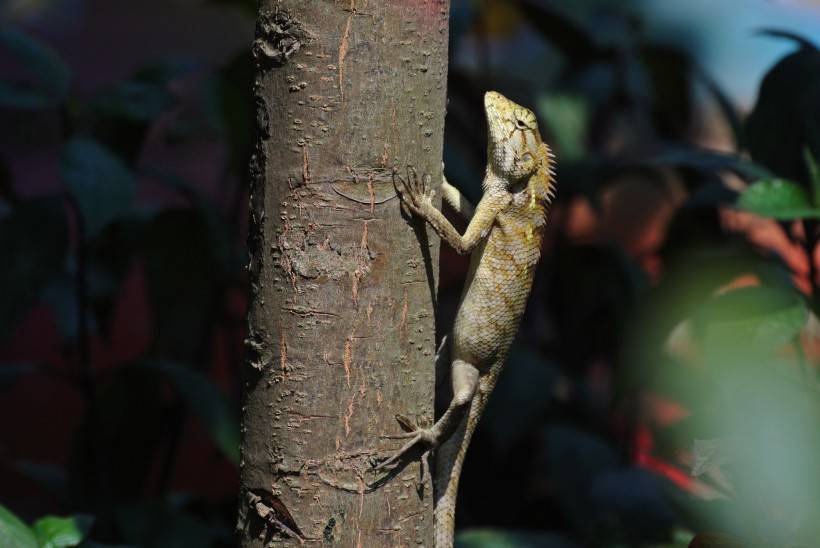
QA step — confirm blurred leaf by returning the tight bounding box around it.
[647,148,772,181]
[31,515,93,548]
[87,215,146,340]
[11,460,67,495]
[143,360,239,464]
[0,27,69,109]
[0,199,68,344]
[683,180,738,210]
[40,277,79,339]
[456,529,579,548]
[0,505,36,548]
[695,285,807,358]
[590,467,677,540]
[744,43,820,186]
[695,68,742,150]
[61,138,136,237]
[144,169,235,274]
[0,363,35,392]
[736,178,820,219]
[116,502,215,548]
[143,209,221,359]
[483,349,558,452]
[640,45,693,139]
[686,532,746,547]
[217,49,253,176]
[805,148,820,206]
[514,0,609,66]
[207,0,256,15]
[756,28,817,50]
[69,366,166,506]
[536,94,588,162]
[90,59,192,162]
[535,425,616,528]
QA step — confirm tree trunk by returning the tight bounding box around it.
[238,1,450,546]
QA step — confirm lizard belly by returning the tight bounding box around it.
[451,262,532,368]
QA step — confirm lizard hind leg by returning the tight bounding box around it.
[374,359,479,473]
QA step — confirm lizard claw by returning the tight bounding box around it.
[393,165,434,218]
[373,415,436,473]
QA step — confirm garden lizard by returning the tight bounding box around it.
[378,91,556,547]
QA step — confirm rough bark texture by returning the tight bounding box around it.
[239,1,450,546]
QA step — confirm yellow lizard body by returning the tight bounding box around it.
[383,91,556,548]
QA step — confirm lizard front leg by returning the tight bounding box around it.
[393,167,508,255]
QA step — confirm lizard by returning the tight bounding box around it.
[376,91,556,548]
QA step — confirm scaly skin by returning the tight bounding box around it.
[383,91,556,548]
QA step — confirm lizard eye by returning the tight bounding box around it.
[515,119,527,129]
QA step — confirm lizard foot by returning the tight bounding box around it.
[392,166,435,218]
[373,414,436,472]
[373,415,434,494]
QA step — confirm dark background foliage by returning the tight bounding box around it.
[2,0,820,546]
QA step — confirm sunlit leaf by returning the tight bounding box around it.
[61,138,136,237]
[695,285,808,358]
[31,515,93,548]
[0,27,69,109]
[736,178,820,219]
[142,360,239,464]
[0,505,36,548]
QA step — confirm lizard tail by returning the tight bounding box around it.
[433,393,487,548]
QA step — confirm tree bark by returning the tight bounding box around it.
[239,1,450,546]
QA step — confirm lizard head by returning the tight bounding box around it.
[484,91,545,184]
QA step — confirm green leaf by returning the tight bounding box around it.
[31,515,93,548]
[736,178,820,219]
[695,285,808,358]
[0,200,68,344]
[0,27,70,109]
[61,138,136,237]
[0,505,36,548]
[143,360,239,464]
